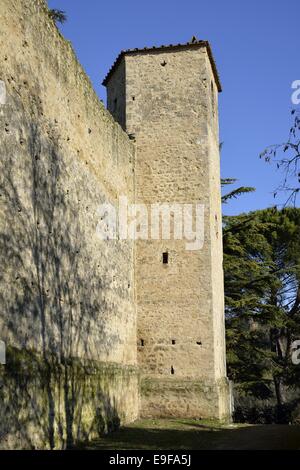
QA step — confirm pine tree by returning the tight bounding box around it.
[224,207,300,422]
[221,178,255,204]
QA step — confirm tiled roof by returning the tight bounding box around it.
[102,39,222,92]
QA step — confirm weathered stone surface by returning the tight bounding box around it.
[141,377,230,420]
[0,0,231,449]
[0,0,138,448]
[0,347,139,449]
[106,44,230,420]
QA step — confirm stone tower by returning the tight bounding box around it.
[103,39,231,420]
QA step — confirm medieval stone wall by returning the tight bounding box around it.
[0,0,138,448]
[0,0,231,449]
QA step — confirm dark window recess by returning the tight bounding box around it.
[141,339,144,347]
[132,96,135,101]
[161,61,167,67]
[162,252,169,264]
[113,98,117,111]
[172,340,176,345]
[171,366,175,375]
[196,341,202,346]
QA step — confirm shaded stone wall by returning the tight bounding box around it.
[106,58,126,130]
[0,347,138,449]
[0,0,138,448]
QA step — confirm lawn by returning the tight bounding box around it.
[81,419,300,450]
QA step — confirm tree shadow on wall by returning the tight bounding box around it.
[0,110,121,449]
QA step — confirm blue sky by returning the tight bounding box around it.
[48,0,299,215]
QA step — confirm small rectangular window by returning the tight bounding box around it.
[140,339,144,347]
[172,340,176,345]
[162,252,168,264]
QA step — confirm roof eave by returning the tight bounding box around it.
[102,41,222,92]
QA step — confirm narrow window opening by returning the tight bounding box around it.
[171,366,175,375]
[162,252,169,264]
[161,60,167,67]
[141,339,144,347]
[196,341,202,346]
[172,340,176,345]
[132,96,135,101]
[113,97,117,111]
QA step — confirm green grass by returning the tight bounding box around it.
[80,418,300,450]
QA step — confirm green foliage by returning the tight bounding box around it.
[224,207,300,409]
[221,178,255,204]
[49,9,67,25]
[222,186,255,204]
